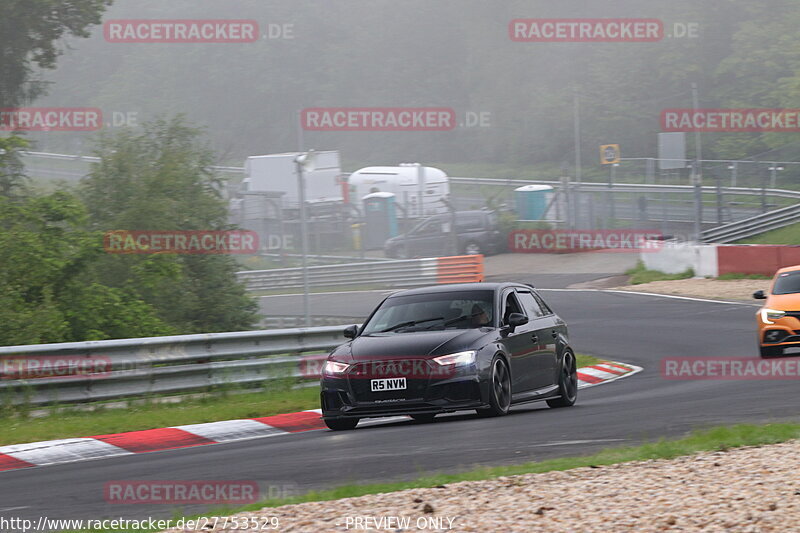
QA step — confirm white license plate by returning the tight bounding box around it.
[370,377,407,392]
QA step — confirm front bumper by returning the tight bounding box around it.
[321,361,485,419]
[760,327,800,346]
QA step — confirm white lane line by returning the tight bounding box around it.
[531,439,627,447]
[540,288,759,306]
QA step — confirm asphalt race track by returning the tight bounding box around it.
[2,284,797,525]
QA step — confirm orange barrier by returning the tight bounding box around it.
[436,254,484,284]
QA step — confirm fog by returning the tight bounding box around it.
[25,0,792,175]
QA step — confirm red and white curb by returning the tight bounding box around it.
[578,361,642,388]
[0,361,640,473]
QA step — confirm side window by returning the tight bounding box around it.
[456,215,483,232]
[503,292,524,324]
[516,290,544,318]
[414,220,440,235]
[532,292,553,315]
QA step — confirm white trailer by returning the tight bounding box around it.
[347,165,450,216]
[243,151,343,204]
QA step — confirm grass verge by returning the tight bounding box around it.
[715,272,771,280]
[625,260,694,285]
[738,221,800,245]
[1,355,604,446]
[67,422,800,532]
[0,385,319,446]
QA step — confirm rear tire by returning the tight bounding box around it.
[547,350,578,408]
[324,418,359,431]
[476,356,511,417]
[760,345,783,358]
[410,413,436,423]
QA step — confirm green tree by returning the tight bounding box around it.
[81,116,258,333]
[0,191,173,345]
[0,136,30,198]
[0,0,112,109]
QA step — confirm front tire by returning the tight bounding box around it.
[477,356,512,417]
[760,345,782,358]
[324,418,359,431]
[547,350,578,408]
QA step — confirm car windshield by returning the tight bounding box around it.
[361,290,494,334]
[772,271,800,295]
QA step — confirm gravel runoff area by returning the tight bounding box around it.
[613,278,770,302]
[163,440,800,533]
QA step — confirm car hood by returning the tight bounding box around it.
[765,293,800,310]
[332,329,489,362]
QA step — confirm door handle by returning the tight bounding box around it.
[531,334,539,343]
[551,331,558,338]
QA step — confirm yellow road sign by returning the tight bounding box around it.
[600,144,621,165]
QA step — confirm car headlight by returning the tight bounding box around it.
[760,308,786,324]
[323,361,350,375]
[432,350,476,366]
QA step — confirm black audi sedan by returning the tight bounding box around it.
[320,282,577,430]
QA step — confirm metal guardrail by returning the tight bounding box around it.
[0,327,347,406]
[700,203,800,243]
[450,177,800,201]
[236,255,484,292]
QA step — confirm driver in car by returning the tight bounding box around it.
[470,304,490,328]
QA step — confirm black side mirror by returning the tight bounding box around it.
[503,313,528,333]
[753,290,766,300]
[343,325,359,339]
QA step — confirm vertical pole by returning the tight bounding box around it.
[296,110,305,151]
[762,168,768,214]
[573,89,581,228]
[646,158,655,184]
[296,159,311,327]
[608,164,616,227]
[417,163,425,217]
[731,162,737,188]
[716,173,723,224]
[691,83,703,242]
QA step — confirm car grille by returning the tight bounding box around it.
[783,311,800,319]
[347,359,433,402]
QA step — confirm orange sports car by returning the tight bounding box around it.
[754,265,800,357]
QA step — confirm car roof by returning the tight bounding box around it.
[775,264,800,276]
[387,282,532,298]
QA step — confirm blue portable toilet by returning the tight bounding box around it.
[362,192,399,250]
[514,185,554,220]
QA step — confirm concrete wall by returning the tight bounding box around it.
[641,243,719,277]
[642,243,800,278]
